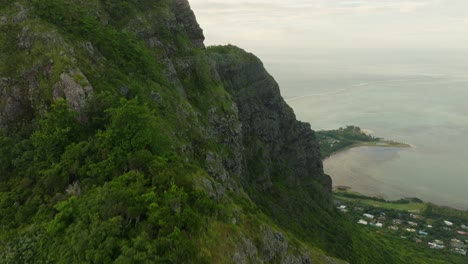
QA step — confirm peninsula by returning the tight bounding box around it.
[317,125,411,158]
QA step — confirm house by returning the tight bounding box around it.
[388,225,399,231]
[444,220,454,226]
[410,214,422,220]
[363,213,375,219]
[376,223,383,228]
[405,228,416,232]
[393,219,403,225]
[461,224,468,230]
[418,230,428,236]
[450,239,465,249]
[452,248,466,256]
[378,216,387,221]
[337,205,348,212]
[407,221,418,227]
[456,230,468,236]
[358,219,368,225]
[426,225,433,228]
[428,242,445,249]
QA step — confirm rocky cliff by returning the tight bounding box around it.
[0,1,346,263]
[209,45,331,192]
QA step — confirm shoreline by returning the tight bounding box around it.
[316,125,412,159]
[333,186,468,212]
[323,140,411,160]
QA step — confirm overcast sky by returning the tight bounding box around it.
[190,0,468,54]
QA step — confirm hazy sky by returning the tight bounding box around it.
[190,0,468,53]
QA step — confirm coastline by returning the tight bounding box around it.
[323,140,411,160]
[316,125,411,159]
[333,187,468,212]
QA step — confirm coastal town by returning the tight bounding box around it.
[335,193,468,257]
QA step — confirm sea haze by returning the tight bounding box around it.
[266,49,468,210]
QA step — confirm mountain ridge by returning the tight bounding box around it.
[0,1,344,263]
[0,1,465,263]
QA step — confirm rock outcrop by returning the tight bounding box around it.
[171,0,205,49]
[52,69,93,123]
[208,46,331,194]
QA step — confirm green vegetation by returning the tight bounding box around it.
[317,125,410,158]
[0,1,465,263]
[0,1,236,262]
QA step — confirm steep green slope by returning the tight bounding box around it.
[0,1,465,263]
[0,1,344,263]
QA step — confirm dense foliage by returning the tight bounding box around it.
[0,1,466,263]
[0,1,219,262]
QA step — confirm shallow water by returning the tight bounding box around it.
[266,50,468,209]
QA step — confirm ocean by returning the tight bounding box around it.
[262,49,468,210]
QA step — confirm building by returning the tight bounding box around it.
[410,214,422,220]
[428,242,445,249]
[444,220,454,226]
[363,213,375,219]
[337,205,348,213]
[358,219,368,225]
[418,230,428,236]
[452,248,467,256]
[450,238,465,249]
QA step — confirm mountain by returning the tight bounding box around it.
[0,1,463,263]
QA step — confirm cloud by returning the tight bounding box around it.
[189,0,468,50]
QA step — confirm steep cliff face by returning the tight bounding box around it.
[208,46,331,193]
[207,46,344,261]
[0,1,347,263]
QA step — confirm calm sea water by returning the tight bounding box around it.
[262,49,468,210]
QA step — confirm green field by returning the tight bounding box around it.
[333,191,427,212]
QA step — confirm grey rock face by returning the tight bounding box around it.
[232,237,260,264]
[261,226,289,262]
[171,0,205,49]
[209,47,331,193]
[52,69,93,122]
[13,3,28,24]
[259,226,315,264]
[0,79,33,128]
